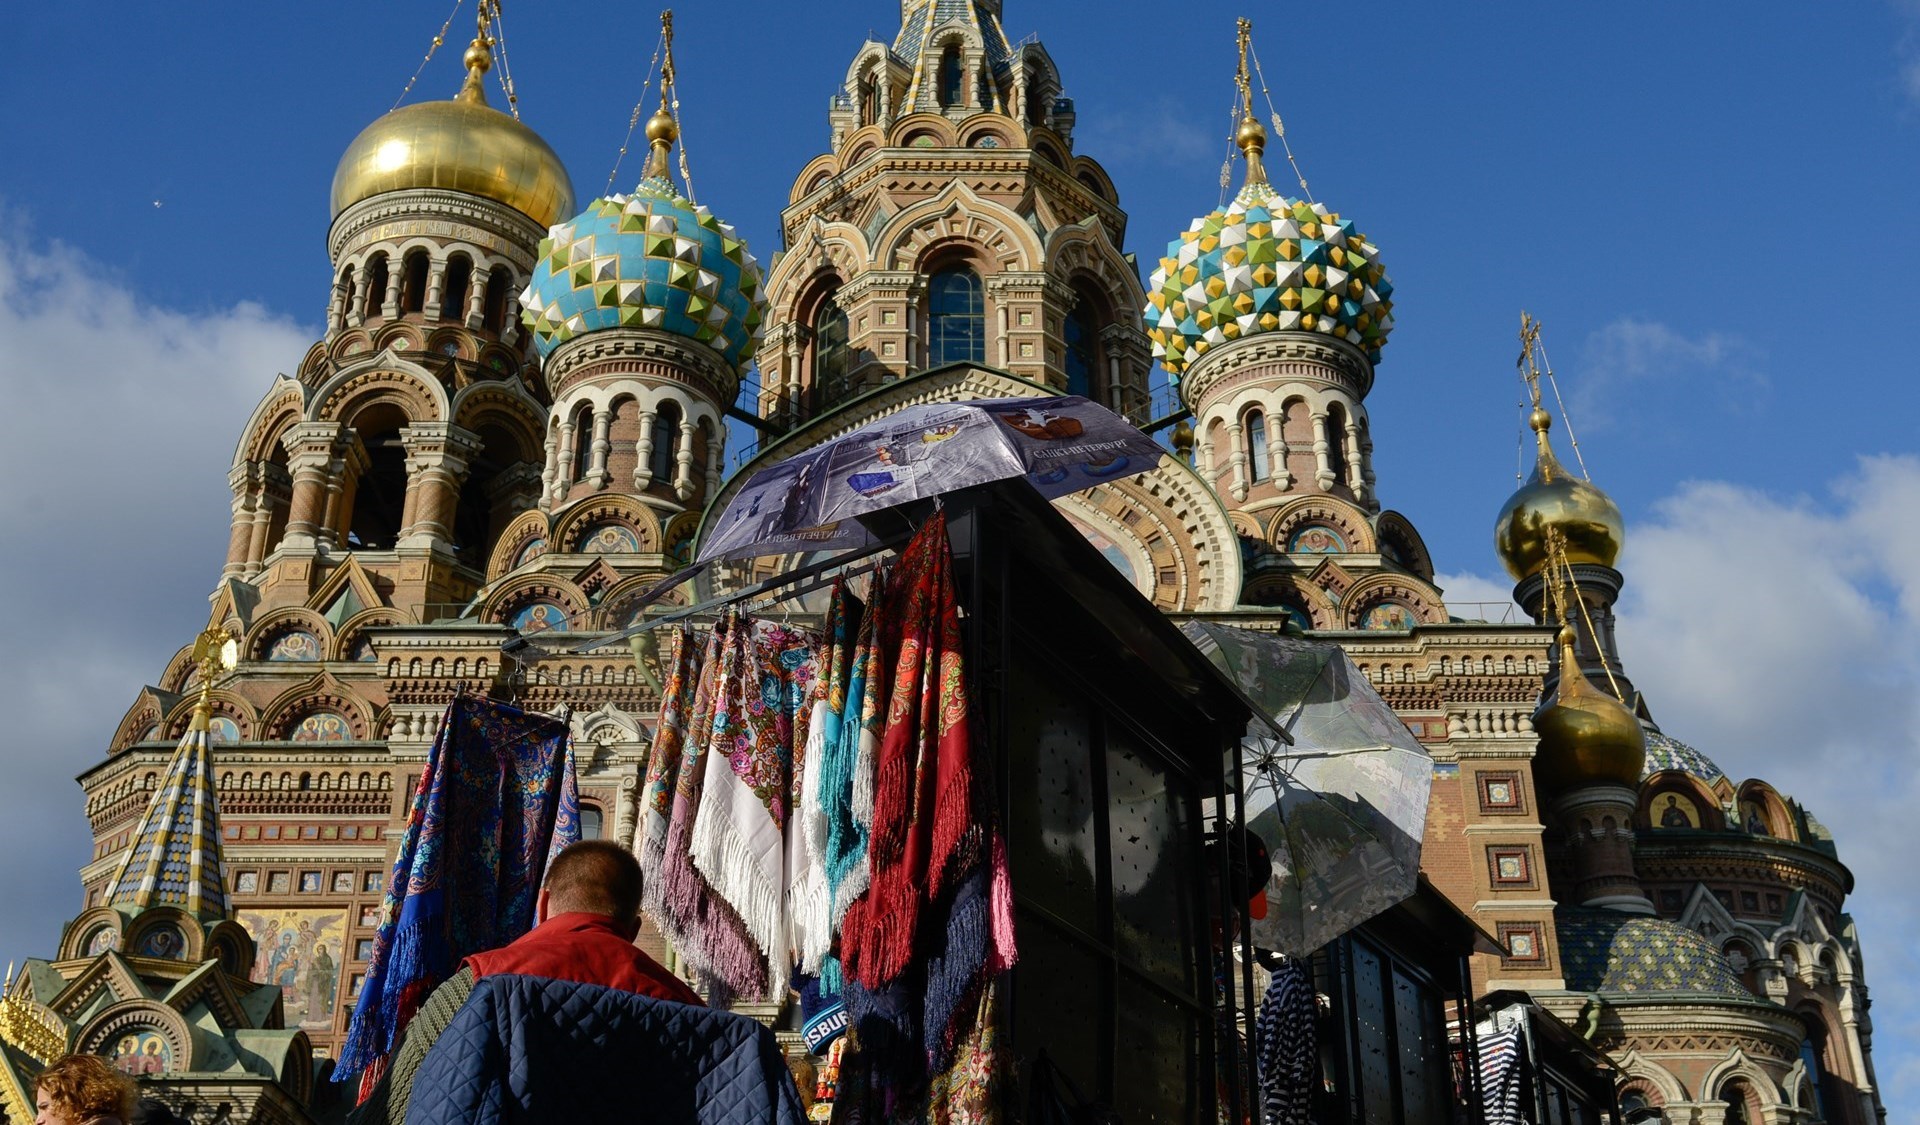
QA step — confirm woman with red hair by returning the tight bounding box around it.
[33,1054,137,1125]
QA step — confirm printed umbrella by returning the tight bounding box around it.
[697,396,1165,563]
[1182,621,1431,956]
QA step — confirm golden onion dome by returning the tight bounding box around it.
[1494,408,1624,581]
[330,33,573,228]
[1533,626,1646,793]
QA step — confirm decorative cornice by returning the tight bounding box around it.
[328,188,546,266]
[542,329,740,406]
[1180,333,1373,413]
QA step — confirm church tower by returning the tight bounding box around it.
[1144,21,1441,629]
[754,0,1152,430]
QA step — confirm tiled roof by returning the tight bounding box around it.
[1641,729,1725,785]
[1556,907,1750,997]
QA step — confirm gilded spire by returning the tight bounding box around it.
[456,1,495,105]
[643,11,681,183]
[1234,18,1269,191]
[105,628,238,924]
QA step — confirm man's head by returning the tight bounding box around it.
[538,840,644,938]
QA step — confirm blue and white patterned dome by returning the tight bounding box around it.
[519,176,764,369]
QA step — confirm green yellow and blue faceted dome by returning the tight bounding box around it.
[1145,120,1392,378]
[518,113,764,370]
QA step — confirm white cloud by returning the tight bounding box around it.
[0,218,312,965]
[1572,316,1766,429]
[1614,456,1920,1114]
[1434,570,1525,623]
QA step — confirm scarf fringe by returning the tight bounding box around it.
[689,776,787,967]
[926,766,983,902]
[921,871,991,1071]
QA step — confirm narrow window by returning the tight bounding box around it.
[859,76,878,126]
[570,404,594,482]
[482,265,513,331]
[400,250,429,313]
[1247,411,1270,481]
[440,254,472,321]
[939,47,963,108]
[650,402,681,483]
[928,268,984,367]
[814,298,850,394]
[363,254,389,319]
[1327,404,1349,486]
[1064,301,1099,398]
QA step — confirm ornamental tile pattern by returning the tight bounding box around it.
[1556,907,1749,996]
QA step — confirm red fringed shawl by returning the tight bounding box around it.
[840,512,979,989]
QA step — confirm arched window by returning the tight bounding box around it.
[363,254,389,319]
[939,47,964,108]
[1247,410,1270,481]
[570,404,594,483]
[1024,64,1048,127]
[337,266,357,328]
[1063,300,1099,398]
[1327,404,1349,486]
[400,250,430,313]
[440,254,472,321]
[482,265,514,331]
[347,406,409,549]
[814,297,850,395]
[650,401,681,483]
[928,268,984,367]
[859,76,878,126]
[579,804,604,841]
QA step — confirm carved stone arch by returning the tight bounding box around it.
[1266,496,1377,555]
[792,153,843,202]
[597,572,693,630]
[888,112,960,150]
[841,40,894,96]
[158,643,201,694]
[370,320,424,355]
[1639,771,1728,831]
[1676,884,1751,949]
[1047,451,1240,612]
[1374,510,1436,581]
[310,354,451,425]
[1029,130,1071,169]
[452,380,547,483]
[59,906,128,960]
[957,115,1019,150]
[475,340,523,379]
[882,183,1042,273]
[1069,155,1119,205]
[73,997,195,1072]
[1045,218,1148,322]
[1341,573,1446,629]
[1699,1048,1785,1110]
[1240,574,1339,629]
[326,327,377,368]
[247,606,334,663]
[575,702,644,749]
[1226,510,1263,540]
[161,689,255,742]
[552,495,663,554]
[332,608,402,663]
[121,906,206,964]
[484,574,590,633]
[488,508,555,579]
[296,339,330,384]
[259,674,373,741]
[1614,1050,1687,1107]
[1734,780,1796,840]
[234,376,308,468]
[110,689,176,753]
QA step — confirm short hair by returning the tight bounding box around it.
[35,1054,138,1122]
[543,840,643,922]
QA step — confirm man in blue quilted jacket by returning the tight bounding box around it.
[351,841,703,1124]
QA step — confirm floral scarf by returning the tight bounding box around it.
[637,626,700,927]
[790,582,859,975]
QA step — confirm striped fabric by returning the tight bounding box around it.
[1256,956,1317,1124]
[1477,1025,1526,1125]
[106,710,227,921]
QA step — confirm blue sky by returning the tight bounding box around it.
[2,0,1917,1110]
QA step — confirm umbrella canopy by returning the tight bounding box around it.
[1182,621,1432,956]
[697,396,1165,563]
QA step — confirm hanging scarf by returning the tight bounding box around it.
[691,616,818,974]
[790,583,860,975]
[657,613,768,998]
[637,626,701,927]
[824,574,888,927]
[922,978,1004,1125]
[842,512,971,990]
[1256,956,1317,1125]
[336,695,580,1093]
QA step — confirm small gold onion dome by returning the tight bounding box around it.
[1532,626,1646,794]
[331,36,574,228]
[1494,408,1624,581]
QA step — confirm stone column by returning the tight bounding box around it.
[586,408,614,489]
[673,420,697,501]
[464,274,488,329]
[1227,420,1249,502]
[633,409,658,488]
[381,266,402,320]
[1269,415,1292,491]
[424,257,447,322]
[555,417,579,493]
[538,424,559,510]
[279,422,346,550]
[615,775,640,849]
[224,464,260,580]
[703,427,722,501]
[346,265,371,329]
[320,436,368,550]
[397,423,481,549]
[1311,410,1335,489]
[1344,416,1365,500]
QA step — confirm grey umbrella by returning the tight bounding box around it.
[1182,621,1432,956]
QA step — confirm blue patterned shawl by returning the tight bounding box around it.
[336,695,580,1092]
